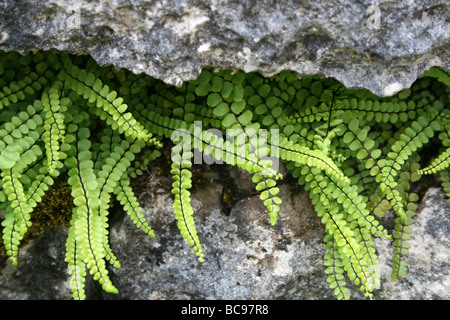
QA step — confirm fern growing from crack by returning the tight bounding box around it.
[0,50,448,299]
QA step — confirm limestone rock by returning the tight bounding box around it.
[0,0,448,96]
[375,188,450,300]
[0,225,72,300]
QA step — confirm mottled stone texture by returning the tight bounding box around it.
[0,0,449,96]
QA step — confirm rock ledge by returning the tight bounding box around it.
[0,0,449,96]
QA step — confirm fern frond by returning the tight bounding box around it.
[324,235,351,300]
[115,179,155,238]
[0,70,48,111]
[295,164,381,298]
[65,213,87,300]
[65,127,118,294]
[418,146,450,174]
[1,168,34,265]
[421,67,450,89]
[252,166,282,225]
[278,134,349,184]
[58,54,158,146]
[0,102,44,170]
[377,112,442,219]
[41,81,68,175]
[391,199,416,281]
[171,139,204,262]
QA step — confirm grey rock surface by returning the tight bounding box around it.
[0,225,73,299]
[374,187,450,300]
[0,0,449,96]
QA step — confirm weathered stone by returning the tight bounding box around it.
[374,188,450,300]
[0,0,448,96]
[0,225,72,300]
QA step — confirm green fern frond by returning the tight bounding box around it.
[300,164,379,298]
[391,198,416,281]
[0,50,449,301]
[115,179,155,238]
[41,81,68,175]
[65,127,118,295]
[58,54,159,147]
[418,146,450,174]
[324,235,351,300]
[65,214,87,300]
[421,67,450,89]
[170,138,204,262]
[1,168,34,265]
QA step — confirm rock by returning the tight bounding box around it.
[374,188,450,300]
[0,0,448,96]
[0,225,73,300]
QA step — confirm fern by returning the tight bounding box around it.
[171,137,204,261]
[421,67,450,89]
[0,50,448,300]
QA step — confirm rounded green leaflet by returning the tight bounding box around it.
[207,92,222,107]
[272,106,283,118]
[283,124,294,136]
[238,111,252,125]
[182,113,193,124]
[231,100,246,114]
[211,76,223,92]
[195,83,211,96]
[343,131,354,144]
[173,107,184,117]
[258,84,271,97]
[213,102,229,117]
[232,71,246,85]
[260,190,270,200]
[248,94,262,106]
[311,81,323,97]
[232,85,244,101]
[348,118,359,132]
[266,96,278,108]
[320,89,333,104]
[305,96,319,108]
[221,81,234,98]
[364,139,375,150]
[196,70,212,84]
[221,113,236,128]
[255,104,267,115]
[262,115,274,126]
